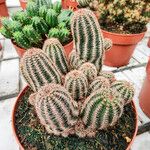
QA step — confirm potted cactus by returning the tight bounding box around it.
[0,1,73,57]
[12,9,138,150]
[75,0,149,67]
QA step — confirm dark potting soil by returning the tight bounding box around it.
[15,88,136,150]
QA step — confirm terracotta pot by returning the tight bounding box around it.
[12,86,138,150]
[148,38,150,48]
[139,57,150,118]
[12,41,73,58]
[102,30,146,67]
[19,0,27,10]
[62,0,78,11]
[0,0,9,18]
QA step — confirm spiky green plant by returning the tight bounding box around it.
[30,83,79,137]
[71,9,104,71]
[77,0,92,7]
[69,50,85,70]
[111,80,134,105]
[52,1,61,13]
[1,18,12,31]
[79,62,97,82]
[88,76,110,95]
[64,70,88,101]
[20,48,62,92]
[26,2,39,17]
[46,9,58,27]
[99,71,116,84]
[13,31,31,49]
[0,27,12,38]
[34,0,52,8]
[39,5,48,19]
[43,38,69,75]
[81,88,124,134]
[31,16,49,35]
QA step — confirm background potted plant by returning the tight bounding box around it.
[19,0,27,9]
[12,9,138,150]
[0,1,73,57]
[76,0,150,67]
[0,0,9,17]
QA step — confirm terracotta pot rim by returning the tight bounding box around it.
[102,29,146,37]
[12,86,138,150]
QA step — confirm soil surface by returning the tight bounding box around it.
[15,88,136,150]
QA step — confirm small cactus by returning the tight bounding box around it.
[77,0,92,7]
[46,9,58,27]
[20,48,62,92]
[81,88,124,132]
[59,28,70,43]
[69,50,85,70]
[30,83,79,137]
[111,80,134,105]
[71,9,104,71]
[88,76,110,94]
[39,5,48,19]
[99,71,116,83]
[64,70,88,101]
[0,27,12,39]
[35,0,52,8]
[26,2,39,17]
[48,28,59,39]
[52,1,61,13]
[43,38,69,75]
[79,62,97,82]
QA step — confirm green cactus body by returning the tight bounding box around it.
[71,9,104,69]
[26,2,39,17]
[69,50,85,70]
[52,1,61,13]
[32,16,49,35]
[43,38,69,75]
[81,88,124,131]
[77,0,92,7]
[0,27,12,38]
[9,21,22,33]
[59,28,70,43]
[39,5,48,19]
[1,18,12,30]
[79,62,97,82]
[35,0,52,8]
[111,80,134,105]
[88,76,110,95]
[48,28,59,39]
[20,48,62,92]
[13,31,31,49]
[31,83,79,137]
[23,25,42,46]
[46,9,58,27]
[99,71,116,83]
[64,70,88,101]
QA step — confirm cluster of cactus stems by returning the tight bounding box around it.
[20,9,134,138]
[0,1,73,49]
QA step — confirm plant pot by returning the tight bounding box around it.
[19,0,27,10]
[62,0,78,11]
[12,41,73,58]
[12,86,138,150]
[0,0,9,18]
[139,57,150,118]
[102,30,146,67]
[148,38,150,48]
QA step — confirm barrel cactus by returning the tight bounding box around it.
[43,38,69,75]
[64,70,88,101]
[99,71,116,83]
[77,0,92,7]
[30,83,79,137]
[81,88,124,134]
[71,9,104,71]
[111,80,134,105]
[26,2,39,17]
[79,62,97,82]
[20,48,62,92]
[88,76,110,95]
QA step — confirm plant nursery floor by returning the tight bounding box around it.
[0,4,150,150]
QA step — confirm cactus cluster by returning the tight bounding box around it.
[20,9,134,138]
[0,1,73,49]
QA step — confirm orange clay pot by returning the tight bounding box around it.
[12,40,73,58]
[148,38,150,48]
[19,0,27,10]
[102,30,146,67]
[0,0,9,18]
[62,0,78,11]
[12,86,138,150]
[139,57,150,118]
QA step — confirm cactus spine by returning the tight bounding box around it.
[99,71,116,83]
[26,2,39,17]
[104,38,112,51]
[71,9,104,71]
[39,5,48,19]
[31,83,79,137]
[20,48,62,92]
[88,76,110,94]
[81,88,124,132]
[79,62,97,82]
[111,80,134,105]
[64,70,88,101]
[43,38,69,75]
[77,0,92,7]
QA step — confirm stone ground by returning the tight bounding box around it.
[0,2,150,150]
